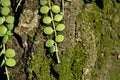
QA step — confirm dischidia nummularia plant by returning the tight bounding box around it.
[1,0,11,7]
[40,0,66,63]
[43,16,52,25]
[1,7,10,16]
[0,25,7,37]
[44,27,54,35]
[56,24,65,31]
[0,17,5,25]
[40,6,49,14]
[0,0,16,80]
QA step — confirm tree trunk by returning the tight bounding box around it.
[2,0,120,80]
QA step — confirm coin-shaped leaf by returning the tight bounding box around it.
[0,17,5,25]
[2,35,8,44]
[1,7,10,16]
[54,14,63,22]
[40,0,48,5]
[43,16,52,25]
[5,16,15,23]
[6,58,16,67]
[49,46,56,53]
[6,23,14,30]
[55,35,64,42]
[1,0,11,7]
[44,27,53,35]
[40,6,49,14]
[56,24,65,31]
[45,39,54,47]
[0,25,7,37]
[51,5,60,13]
[5,48,16,58]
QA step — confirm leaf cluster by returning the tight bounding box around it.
[40,0,65,55]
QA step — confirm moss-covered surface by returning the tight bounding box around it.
[3,0,120,80]
[28,42,87,80]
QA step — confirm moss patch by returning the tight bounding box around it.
[28,42,87,80]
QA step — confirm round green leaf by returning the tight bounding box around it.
[0,17,5,25]
[44,27,53,35]
[45,39,54,47]
[56,24,65,31]
[6,58,16,67]
[43,16,52,25]
[51,5,60,13]
[1,0,11,7]
[5,16,15,23]
[55,35,64,42]
[6,23,14,30]
[5,49,16,58]
[49,46,56,53]
[40,6,49,14]
[54,14,63,22]
[6,30,13,36]
[1,7,10,16]
[0,25,7,37]
[2,35,8,44]
[40,0,48,5]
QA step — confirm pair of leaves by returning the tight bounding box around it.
[40,5,60,14]
[1,49,16,67]
[42,14,63,25]
[45,35,64,47]
[5,49,16,67]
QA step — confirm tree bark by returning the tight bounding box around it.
[4,0,120,80]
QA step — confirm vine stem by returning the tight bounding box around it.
[3,44,10,80]
[15,0,23,12]
[5,66,10,80]
[48,0,61,63]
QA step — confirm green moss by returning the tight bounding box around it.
[28,42,87,80]
[70,43,87,79]
[51,43,87,80]
[28,51,53,80]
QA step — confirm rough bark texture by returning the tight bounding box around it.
[2,0,120,80]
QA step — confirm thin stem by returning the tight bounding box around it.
[3,44,10,80]
[48,0,61,63]
[62,0,64,16]
[15,0,23,12]
[5,66,10,80]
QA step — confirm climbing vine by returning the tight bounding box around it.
[0,0,16,80]
[40,0,67,63]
